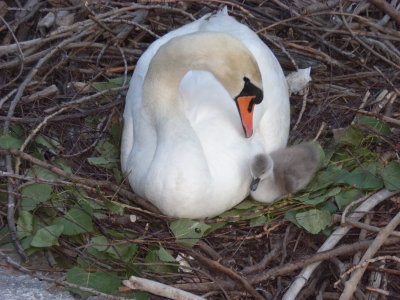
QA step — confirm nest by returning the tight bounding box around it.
[1,0,400,299]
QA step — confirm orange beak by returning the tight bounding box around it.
[236,95,256,138]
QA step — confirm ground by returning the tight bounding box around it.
[1,1,400,299]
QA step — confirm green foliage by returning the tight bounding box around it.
[283,123,400,234]
[17,210,33,239]
[92,76,131,93]
[296,209,331,234]
[53,204,94,235]
[144,246,179,273]
[170,218,211,247]
[31,224,64,247]
[90,236,138,262]
[87,140,119,169]
[21,183,52,211]
[65,267,121,299]
[0,133,23,149]
[381,161,400,191]
[358,116,392,136]
[333,125,364,147]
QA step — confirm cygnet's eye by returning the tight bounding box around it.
[261,171,265,174]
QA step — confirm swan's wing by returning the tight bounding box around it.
[121,15,211,173]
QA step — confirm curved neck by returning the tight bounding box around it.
[142,32,261,127]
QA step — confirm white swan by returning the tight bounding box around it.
[250,143,319,203]
[121,8,290,219]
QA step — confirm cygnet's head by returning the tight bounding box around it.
[250,153,274,191]
[250,143,320,203]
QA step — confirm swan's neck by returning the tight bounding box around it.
[142,32,261,127]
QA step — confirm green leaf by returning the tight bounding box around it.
[284,210,303,228]
[90,236,137,262]
[35,135,60,154]
[11,124,24,137]
[21,184,52,211]
[66,267,121,299]
[250,215,267,226]
[381,161,400,191]
[52,158,72,174]
[204,222,226,235]
[53,204,93,235]
[344,166,383,190]
[335,189,363,210]
[17,210,33,239]
[235,199,261,210]
[87,157,119,169]
[301,187,341,205]
[170,219,211,247]
[111,123,122,147]
[358,116,392,136]
[309,141,325,169]
[158,247,178,263]
[333,125,364,147]
[0,133,23,149]
[144,248,178,273]
[316,202,337,215]
[25,166,58,180]
[104,199,125,215]
[296,209,331,234]
[112,168,123,185]
[31,224,64,247]
[308,171,333,192]
[96,186,125,215]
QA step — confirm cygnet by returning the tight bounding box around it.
[250,143,319,203]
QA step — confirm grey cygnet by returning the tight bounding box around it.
[250,143,319,203]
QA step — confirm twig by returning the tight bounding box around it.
[272,226,291,300]
[313,122,326,141]
[292,86,309,131]
[365,286,400,299]
[341,192,375,227]
[328,103,400,125]
[187,250,265,300]
[368,0,400,26]
[123,276,204,300]
[332,214,400,238]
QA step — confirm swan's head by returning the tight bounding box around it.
[144,32,264,138]
[250,153,274,191]
[199,33,264,138]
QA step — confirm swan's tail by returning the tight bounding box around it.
[217,6,229,16]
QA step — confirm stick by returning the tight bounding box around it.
[123,276,204,300]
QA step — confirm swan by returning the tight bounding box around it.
[250,143,320,203]
[121,8,290,219]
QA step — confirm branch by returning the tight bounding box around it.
[123,276,204,300]
[368,0,400,26]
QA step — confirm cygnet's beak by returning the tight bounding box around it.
[250,177,261,191]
